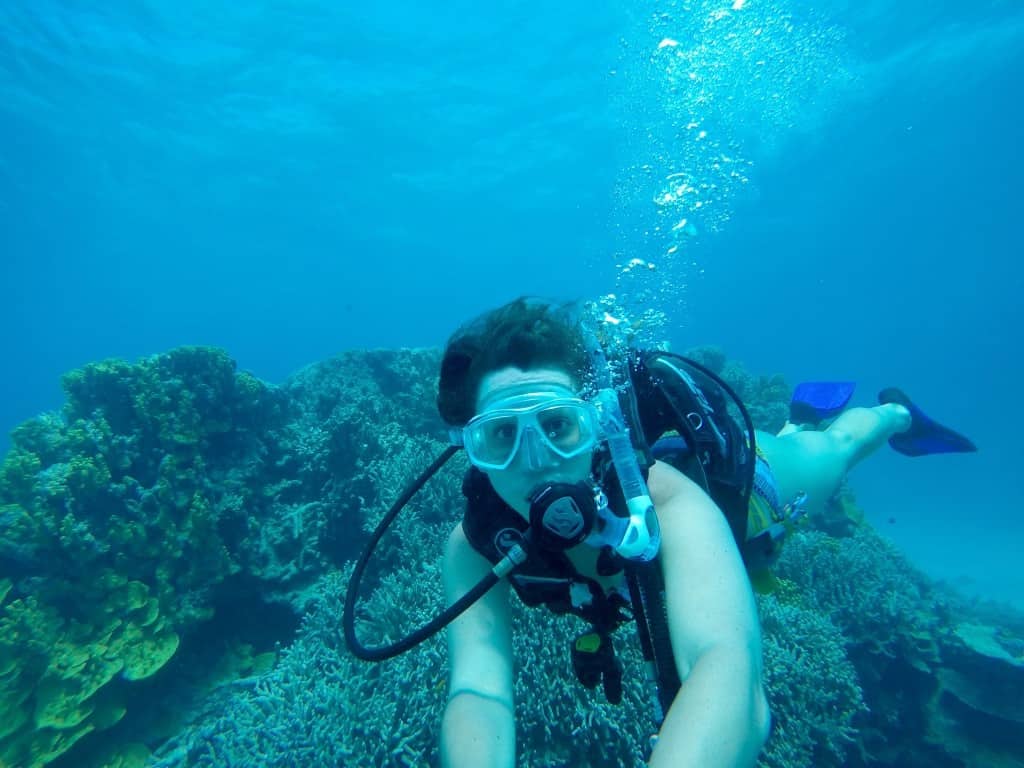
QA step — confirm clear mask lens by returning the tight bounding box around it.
[464,397,598,470]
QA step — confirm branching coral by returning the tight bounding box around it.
[774,529,943,668]
[770,529,967,766]
[756,592,867,768]
[143,531,874,768]
[147,555,654,768]
[511,606,651,767]
[269,349,448,573]
[148,563,451,767]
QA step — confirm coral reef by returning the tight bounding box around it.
[774,526,1024,767]
[774,528,945,767]
[145,540,866,768]
[0,345,453,768]
[1,342,1021,768]
[510,607,650,767]
[148,562,449,768]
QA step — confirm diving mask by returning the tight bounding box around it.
[455,391,600,471]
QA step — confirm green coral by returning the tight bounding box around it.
[0,347,282,767]
[0,572,184,766]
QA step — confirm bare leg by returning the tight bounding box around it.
[757,404,911,515]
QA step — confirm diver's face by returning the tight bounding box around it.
[474,366,595,519]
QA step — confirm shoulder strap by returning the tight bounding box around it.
[629,350,757,547]
[461,468,529,562]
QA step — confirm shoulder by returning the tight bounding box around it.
[647,459,743,568]
[648,460,742,586]
[647,459,702,502]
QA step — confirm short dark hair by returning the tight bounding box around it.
[437,297,593,426]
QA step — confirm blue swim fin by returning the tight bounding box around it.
[790,381,856,424]
[879,388,978,456]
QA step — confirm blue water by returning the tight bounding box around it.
[1,1,1021,606]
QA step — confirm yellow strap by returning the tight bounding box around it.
[575,633,602,654]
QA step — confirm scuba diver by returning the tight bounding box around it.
[343,297,976,768]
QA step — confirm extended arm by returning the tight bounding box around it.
[439,523,516,768]
[646,461,771,767]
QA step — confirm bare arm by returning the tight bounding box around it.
[439,523,516,768]
[646,461,771,768]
